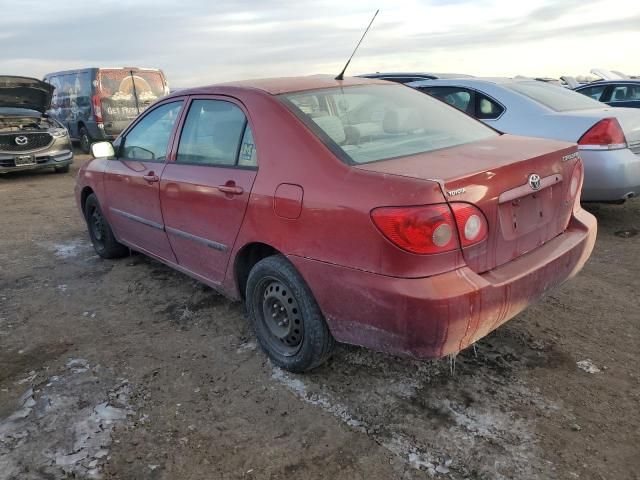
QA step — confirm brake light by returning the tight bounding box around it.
[92,95,103,123]
[371,204,458,254]
[567,160,584,212]
[450,203,488,247]
[578,118,626,150]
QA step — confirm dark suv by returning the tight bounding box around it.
[0,76,73,174]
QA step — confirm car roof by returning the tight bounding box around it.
[575,79,640,89]
[44,67,163,76]
[359,72,473,79]
[410,77,546,87]
[166,75,390,96]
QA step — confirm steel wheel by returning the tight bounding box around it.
[256,277,303,356]
[89,207,107,248]
[83,194,128,259]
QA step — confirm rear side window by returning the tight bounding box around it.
[122,101,183,161]
[476,94,504,120]
[507,81,603,111]
[577,84,607,101]
[177,99,256,167]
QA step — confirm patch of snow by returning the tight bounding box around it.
[236,341,257,353]
[41,239,91,259]
[0,360,134,479]
[577,359,601,374]
[272,367,443,472]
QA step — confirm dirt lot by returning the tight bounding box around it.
[0,152,638,480]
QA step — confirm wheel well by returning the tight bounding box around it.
[80,187,94,216]
[234,242,279,299]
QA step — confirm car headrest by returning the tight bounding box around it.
[614,89,626,100]
[383,108,421,134]
[479,98,493,115]
[312,115,346,144]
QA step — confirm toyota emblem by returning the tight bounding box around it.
[15,135,28,146]
[528,173,541,191]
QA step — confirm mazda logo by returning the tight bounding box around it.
[528,173,541,191]
[15,136,28,146]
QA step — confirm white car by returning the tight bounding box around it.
[408,77,640,202]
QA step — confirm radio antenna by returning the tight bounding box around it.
[335,9,379,81]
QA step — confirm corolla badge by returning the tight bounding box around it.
[528,173,541,191]
[15,136,28,146]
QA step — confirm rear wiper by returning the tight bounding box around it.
[129,70,140,115]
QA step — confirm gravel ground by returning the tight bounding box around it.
[0,152,638,480]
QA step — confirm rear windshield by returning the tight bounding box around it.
[280,84,497,164]
[97,69,168,122]
[506,81,604,112]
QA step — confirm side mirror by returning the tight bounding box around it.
[91,141,115,159]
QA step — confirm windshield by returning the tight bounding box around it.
[280,84,497,164]
[506,81,604,112]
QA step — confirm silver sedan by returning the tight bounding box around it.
[408,77,640,202]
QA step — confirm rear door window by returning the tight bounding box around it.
[577,84,607,101]
[610,85,640,103]
[121,101,183,161]
[176,99,256,167]
[420,87,474,115]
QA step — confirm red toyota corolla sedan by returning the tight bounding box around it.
[75,75,596,372]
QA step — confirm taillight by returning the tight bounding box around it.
[567,160,584,212]
[371,204,458,254]
[92,95,103,123]
[578,118,626,150]
[450,203,488,247]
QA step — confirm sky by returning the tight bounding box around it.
[1,0,638,87]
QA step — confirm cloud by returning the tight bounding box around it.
[0,0,638,85]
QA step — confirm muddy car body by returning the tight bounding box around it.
[75,76,596,372]
[0,76,73,174]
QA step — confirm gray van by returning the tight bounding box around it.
[43,67,169,152]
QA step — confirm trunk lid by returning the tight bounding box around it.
[356,134,580,273]
[0,76,53,113]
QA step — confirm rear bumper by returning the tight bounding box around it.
[0,149,73,174]
[581,147,640,201]
[289,208,597,358]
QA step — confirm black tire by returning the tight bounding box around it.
[246,255,335,372]
[54,164,70,174]
[79,126,91,154]
[84,194,128,259]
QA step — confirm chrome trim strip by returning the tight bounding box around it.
[109,207,164,230]
[165,226,228,252]
[498,174,563,204]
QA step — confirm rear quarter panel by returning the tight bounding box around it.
[220,90,461,296]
